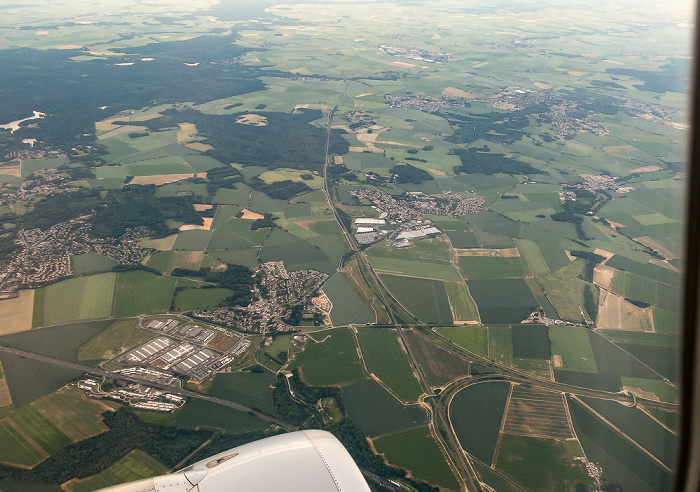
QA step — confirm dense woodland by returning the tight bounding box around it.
[451,147,545,175]
[117,108,349,171]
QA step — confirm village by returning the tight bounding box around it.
[0,214,150,289]
[377,44,455,63]
[191,261,328,333]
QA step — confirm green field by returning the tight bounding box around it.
[467,279,538,324]
[549,326,598,373]
[402,329,471,387]
[0,416,49,467]
[78,319,156,361]
[208,371,278,416]
[356,328,423,402]
[322,273,374,326]
[31,386,112,442]
[66,450,167,492]
[1,320,113,364]
[580,397,676,468]
[7,405,72,454]
[450,381,511,464]
[495,434,590,492]
[341,378,427,437]
[457,256,528,279]
[369,256,462,282]
[609,270,659,305]
[511,324,551,360]
[516,239,550,276]
[112,271,177,317]
[33,273,116,327]
[569,398,673,492]
[444,281,480,323]
[259,334,291,372]
[487,325,515,367]
[173,287,234,311]
[374,426,460,490]
[291,328,366,386]
[472,460,521,492]
[380,275,453,325]
[174,398,269,434]
[71,253,118,276]
[620,377,679,403]
[0,353,82,409]
[172,230,213,251]
[436,326,487,357]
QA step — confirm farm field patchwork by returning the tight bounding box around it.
[70,253,118,276]
[31,386,114,442]
[78,319,156,361]
[569,397,673,492]
[549,326,598,373]
[32,273,116,327]
[0,290,34,335]
[511,324,551,360]
[356,328,423,402]
[502,386,572,440]
[467,279,538,324]
[208,371,278,417]
[322,273,374,326]
[444,281,480,323]
[402,329,471,387]
[174,398,269,434]
[579,396,676,468]
[173,287,234,311]
[495,434,590,492]
[457,256,528,279]
[65,449,167,492]
[341,379,427,437]
[291,328,366,386]
[112,272,177,318]
[380,274,453,325]
[436,326,487,357]
[373,426,460,490]
[449,381,511,464]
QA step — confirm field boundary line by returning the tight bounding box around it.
[571,395,672,472]
[491,382,514,468]
[637,406,678,435]
[4,418,49,461]
[562,392,577,440]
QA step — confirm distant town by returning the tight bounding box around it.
[192,261,328,333]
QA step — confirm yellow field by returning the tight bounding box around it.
[240,209,264,220]
[592,264,615,290]
[165,251,204,271]
[442,87,472,98]
[235,113,268,126]
[258,169,324,189]
[0,289,34,335]
[388,61,416,68]
[597,290,654,332]
[603,145,637,153]
[0,164,20,177]
[184,142,214,151]
[295,219,335,231]
[32,386,114,441]
[130,173,194,186]
[138,234,177,251]
[454,248,520,257]
[176,122,197,142]
[179,217,213,231]
[193,204,213,212]
[634,236,679,260]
